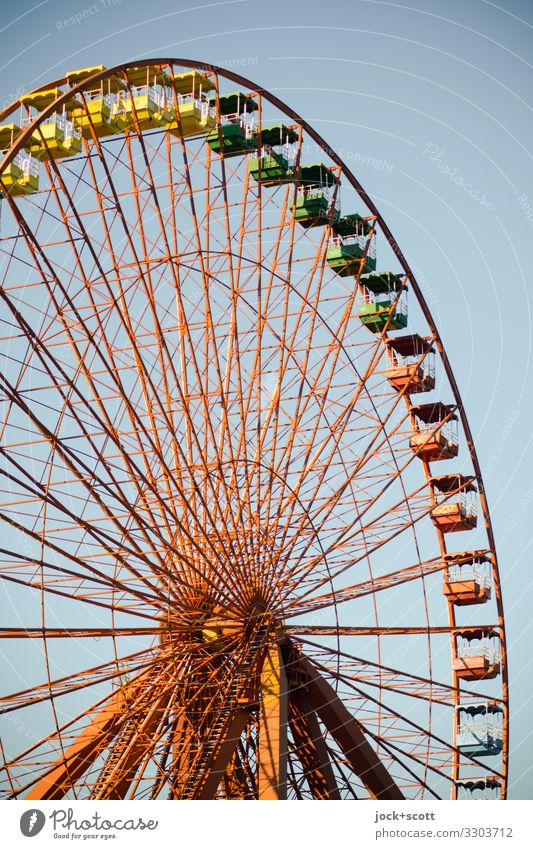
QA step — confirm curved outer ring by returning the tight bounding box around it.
[0,57,509,798]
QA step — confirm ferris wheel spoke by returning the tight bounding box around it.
[0,332,244,613]
[0,543,167,620]
[284,647,404,799]
[200,227,269,551]
[197,250,338,596]
[307,652,504,779]
[254,226,339,573]
[0,647,160,715]
[0,740,17,797]
[287,555,448,615]
[279,465,470,611]
[20,662,176,800]
[293,636,503,705]
[288,686,341,799]
[289,625,498,636]
[4,312,170,539]
[74,171,244,576]
[213,195,256,538]
[0,627,161,639]
[44,152,186,545]
[286,405,428,592]
[272,302,364,515]
[235,186,299,546]
[0,401,173,575]
[165,105,260,554]
[0,61,507,799]
[326,658,479,709]
[0,432,176,608]
[274,476,430,610]
[286,406,415,551]
[258,260,356,528]
[244,183,320,455]
[0,291,187,570]
[76,116,249,589]
[267,274,384,516]
[365,734,443,799]
[206,124,256,535]
[254,254,304,547]
[122,139,209,543]
[251,108,265,550]
[272,286,414,550]
[279,391,418,594]
[0,516,170,617]
[91,680,175,799]
[143,266,259,581]
[299,352,425,525]
[264,371,415,594]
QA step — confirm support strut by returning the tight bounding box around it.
[293,652,404,800]
[258,644,288,799]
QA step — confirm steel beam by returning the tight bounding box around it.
[296,654,404,800]
[26,691,126,800]
[195,709,251,799]
[258,644,288,800]
[95,691,171,799]
[289,688,341,799]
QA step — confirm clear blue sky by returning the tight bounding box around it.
[1,0,532,798]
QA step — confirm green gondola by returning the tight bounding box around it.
[207,123,256,157]
[326,243,376,276]
[249,152,292,185]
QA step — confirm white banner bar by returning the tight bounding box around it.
[0,799,528,848]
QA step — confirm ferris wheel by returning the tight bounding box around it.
[0,59,508,801]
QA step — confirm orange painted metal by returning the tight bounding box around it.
[26,690,129,800]
[292,652,404,800]
[258,645,288,800]
[288,688,341,799]
[0,58,508,801]
[196,709,252,799]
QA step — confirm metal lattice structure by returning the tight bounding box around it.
[0,60,508,800]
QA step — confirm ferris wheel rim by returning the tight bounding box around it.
[0,56,508,799]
